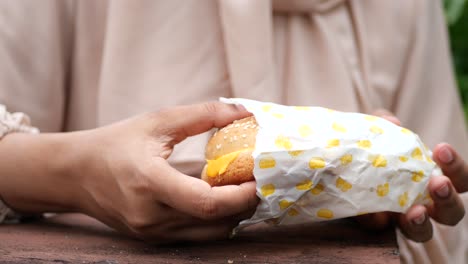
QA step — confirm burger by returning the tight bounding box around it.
[201,116,258,186]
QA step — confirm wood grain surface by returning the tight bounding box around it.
[0,213,399,264]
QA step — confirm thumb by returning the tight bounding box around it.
[153,101,251,144]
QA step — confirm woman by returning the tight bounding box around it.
[0,1,467,263]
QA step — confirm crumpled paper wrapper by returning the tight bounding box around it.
[220,98,441,228]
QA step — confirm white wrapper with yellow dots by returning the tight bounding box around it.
[220,98,441,228]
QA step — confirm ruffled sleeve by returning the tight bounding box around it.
[0,104,39,223]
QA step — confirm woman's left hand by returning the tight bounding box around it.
[356,110,467,242]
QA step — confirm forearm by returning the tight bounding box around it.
[0,132,89,214]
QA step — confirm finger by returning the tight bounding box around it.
[141,212,246,243]
[168,221,238,242]
[372,109,401,126]
[397,204,433,242]
[148,220,240,243]
[426,175,465,226]
[146,203,254,229]
[432,143,468,193]
[155,101,252,143]
[155,159,259,220]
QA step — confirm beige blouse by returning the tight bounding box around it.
[0,1,467,263]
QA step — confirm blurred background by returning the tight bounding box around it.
[446,0,468,119]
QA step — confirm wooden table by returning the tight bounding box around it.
[0,213,399,263]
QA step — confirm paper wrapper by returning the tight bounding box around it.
[220,98,441,228]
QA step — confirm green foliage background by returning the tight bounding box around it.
[446,0,468,118]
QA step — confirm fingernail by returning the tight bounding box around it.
[436,184,450,198]
[439,146,454,164]
[235,104,247,112]
[412,213,426,225]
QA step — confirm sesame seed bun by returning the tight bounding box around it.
[201,116,258,186]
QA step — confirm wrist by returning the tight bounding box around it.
[0,131,90,214]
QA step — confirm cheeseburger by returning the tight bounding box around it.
[202,116,258,186]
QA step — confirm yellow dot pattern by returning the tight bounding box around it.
[426,156,434,164]
[293,106,310,111]
[399,192,409,207]
[279,199,294,210]
[272,113,285,119]
[327,139,340,148]
[288,208,300,216]
[261,184,276,197]
[376,183,389,197]
[336,177,352,192]
[275,135,293,150]
[425,193,433,204]
[415,193,423,202]
[317,208,334,219]
[298,125,313,137]
[401,128,412,135]
[309,157,326,170]
[370,125,384,134]
[332,123,347,133]
[357,140,372,149]
[411,170,424,182]
[371,155,387,168]
[296,179,313,190]
[262,105,272,112]
[364,115,378,121]
[288,150,304,157]
[412,148,423,160]
[340,154,353,165]
[310,183,324,195]
[259,157,276,169]
[399,156,409,162]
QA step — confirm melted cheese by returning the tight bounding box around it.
[206,151,243,178]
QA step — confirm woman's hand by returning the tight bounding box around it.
[356,110,466,242]
[0,102,259,242]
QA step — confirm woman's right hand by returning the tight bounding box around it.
[0,102,259,242]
